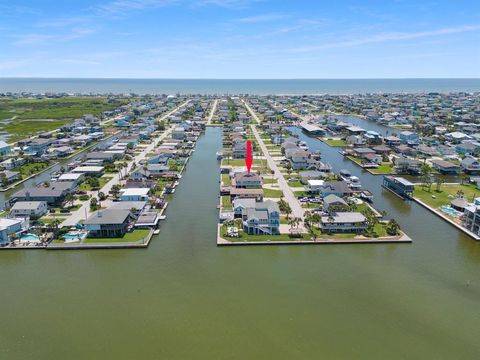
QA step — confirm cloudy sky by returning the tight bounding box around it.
[0,0,479,78]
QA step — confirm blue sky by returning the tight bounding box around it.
[0,0,479,78]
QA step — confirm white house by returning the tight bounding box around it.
[10,201,48,219]
[119,188,150,202]
[0,217,30,245]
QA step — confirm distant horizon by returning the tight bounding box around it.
[2,77,480,80]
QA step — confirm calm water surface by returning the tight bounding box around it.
[1,78,480,94]
[1,127,479,359]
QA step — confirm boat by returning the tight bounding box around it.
[216,151,223,160]
[339,169,351,181]
[299,141,309,151]
[360,190,374,202]
[153,229,160,235]
[348,176,362,189]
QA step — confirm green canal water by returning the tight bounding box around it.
[1,127,479,359]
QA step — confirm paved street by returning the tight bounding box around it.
[60,100,190,227]
[206,99,218,124]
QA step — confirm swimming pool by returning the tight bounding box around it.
[20,234,41,242]
[440,205,461,217]
[63,231,87,242]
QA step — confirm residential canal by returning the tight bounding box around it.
[0,135,120,209]
[0,127,479,359]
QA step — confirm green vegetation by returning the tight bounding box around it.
[221,195,232,210]
[321,138,348,147]
[84,229,150,244]
[223,159,263,167]
[221,174,231,186]
[413,183,478,209]
[287,180,304,187]
[221,225,308,242]
[368,162,396,175]
[262,177,277,184]
[14,161,51,178]
[0,96,129,142]
[78,176,111,191]
[263,188,283,198]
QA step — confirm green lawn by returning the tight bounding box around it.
[78,177,111,191]
[221,195,232,210]
[321,138,348,147]
[222,159,263,167]
[413,183,478,209]
[288,181,304,187]
[0,97,130,142]
[221,174,231,186]
[84,229,150,244]
[263,188,283,197]
[14,161,51,177]
[262,177,278,184]
[221,225,308,242]
[369,163,396,175]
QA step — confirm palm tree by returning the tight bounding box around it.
[386,219,401,236]
[435,176,445,192]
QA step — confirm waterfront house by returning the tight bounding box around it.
[0,217,30,245]
[323,194,348,212]
[0,140,11,156]
[462,198,480,235]
[461,155,480,174]
[445,131,471,143]
[364,130,382,145]
[456,141,480,157]
[364,153,383,164]
[317,181,352,198]
[382,176,414,198]
[232,141,247,159]
[146,164,170,177]
[0,170,20,185]
[109,200,147,215]
[10,201,47,219]
[86,151,119,163]
[84,209,131,238]
[72,166,104,177]
[384,136,401,146]
[286,149,309,170]
[345,135,366,146]
[393,156,421,174]
[119,188,150,202]
[399,131,419,145]
[230,188,263,201]
[135,211,160,229]
[431,160,460,174]
[27,138,51,155]
[320,212,367,233]
[232,198,280,235]
[57,173,84,185]
[352,147,376,159]
[1,158,25,170]
[12,182,74,206]
[233,171,262,188]
[172,127,186,140]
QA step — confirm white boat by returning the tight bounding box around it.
[216,151,223,160]
[348,176,362,189]
[299,141,309,151]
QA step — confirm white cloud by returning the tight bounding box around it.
[292,25,480,53]
[236,13,288,23]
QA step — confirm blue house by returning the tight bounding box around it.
[399,131,420,145]
[0,141,11,156]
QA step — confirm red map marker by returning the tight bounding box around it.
[245,140,253,173]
